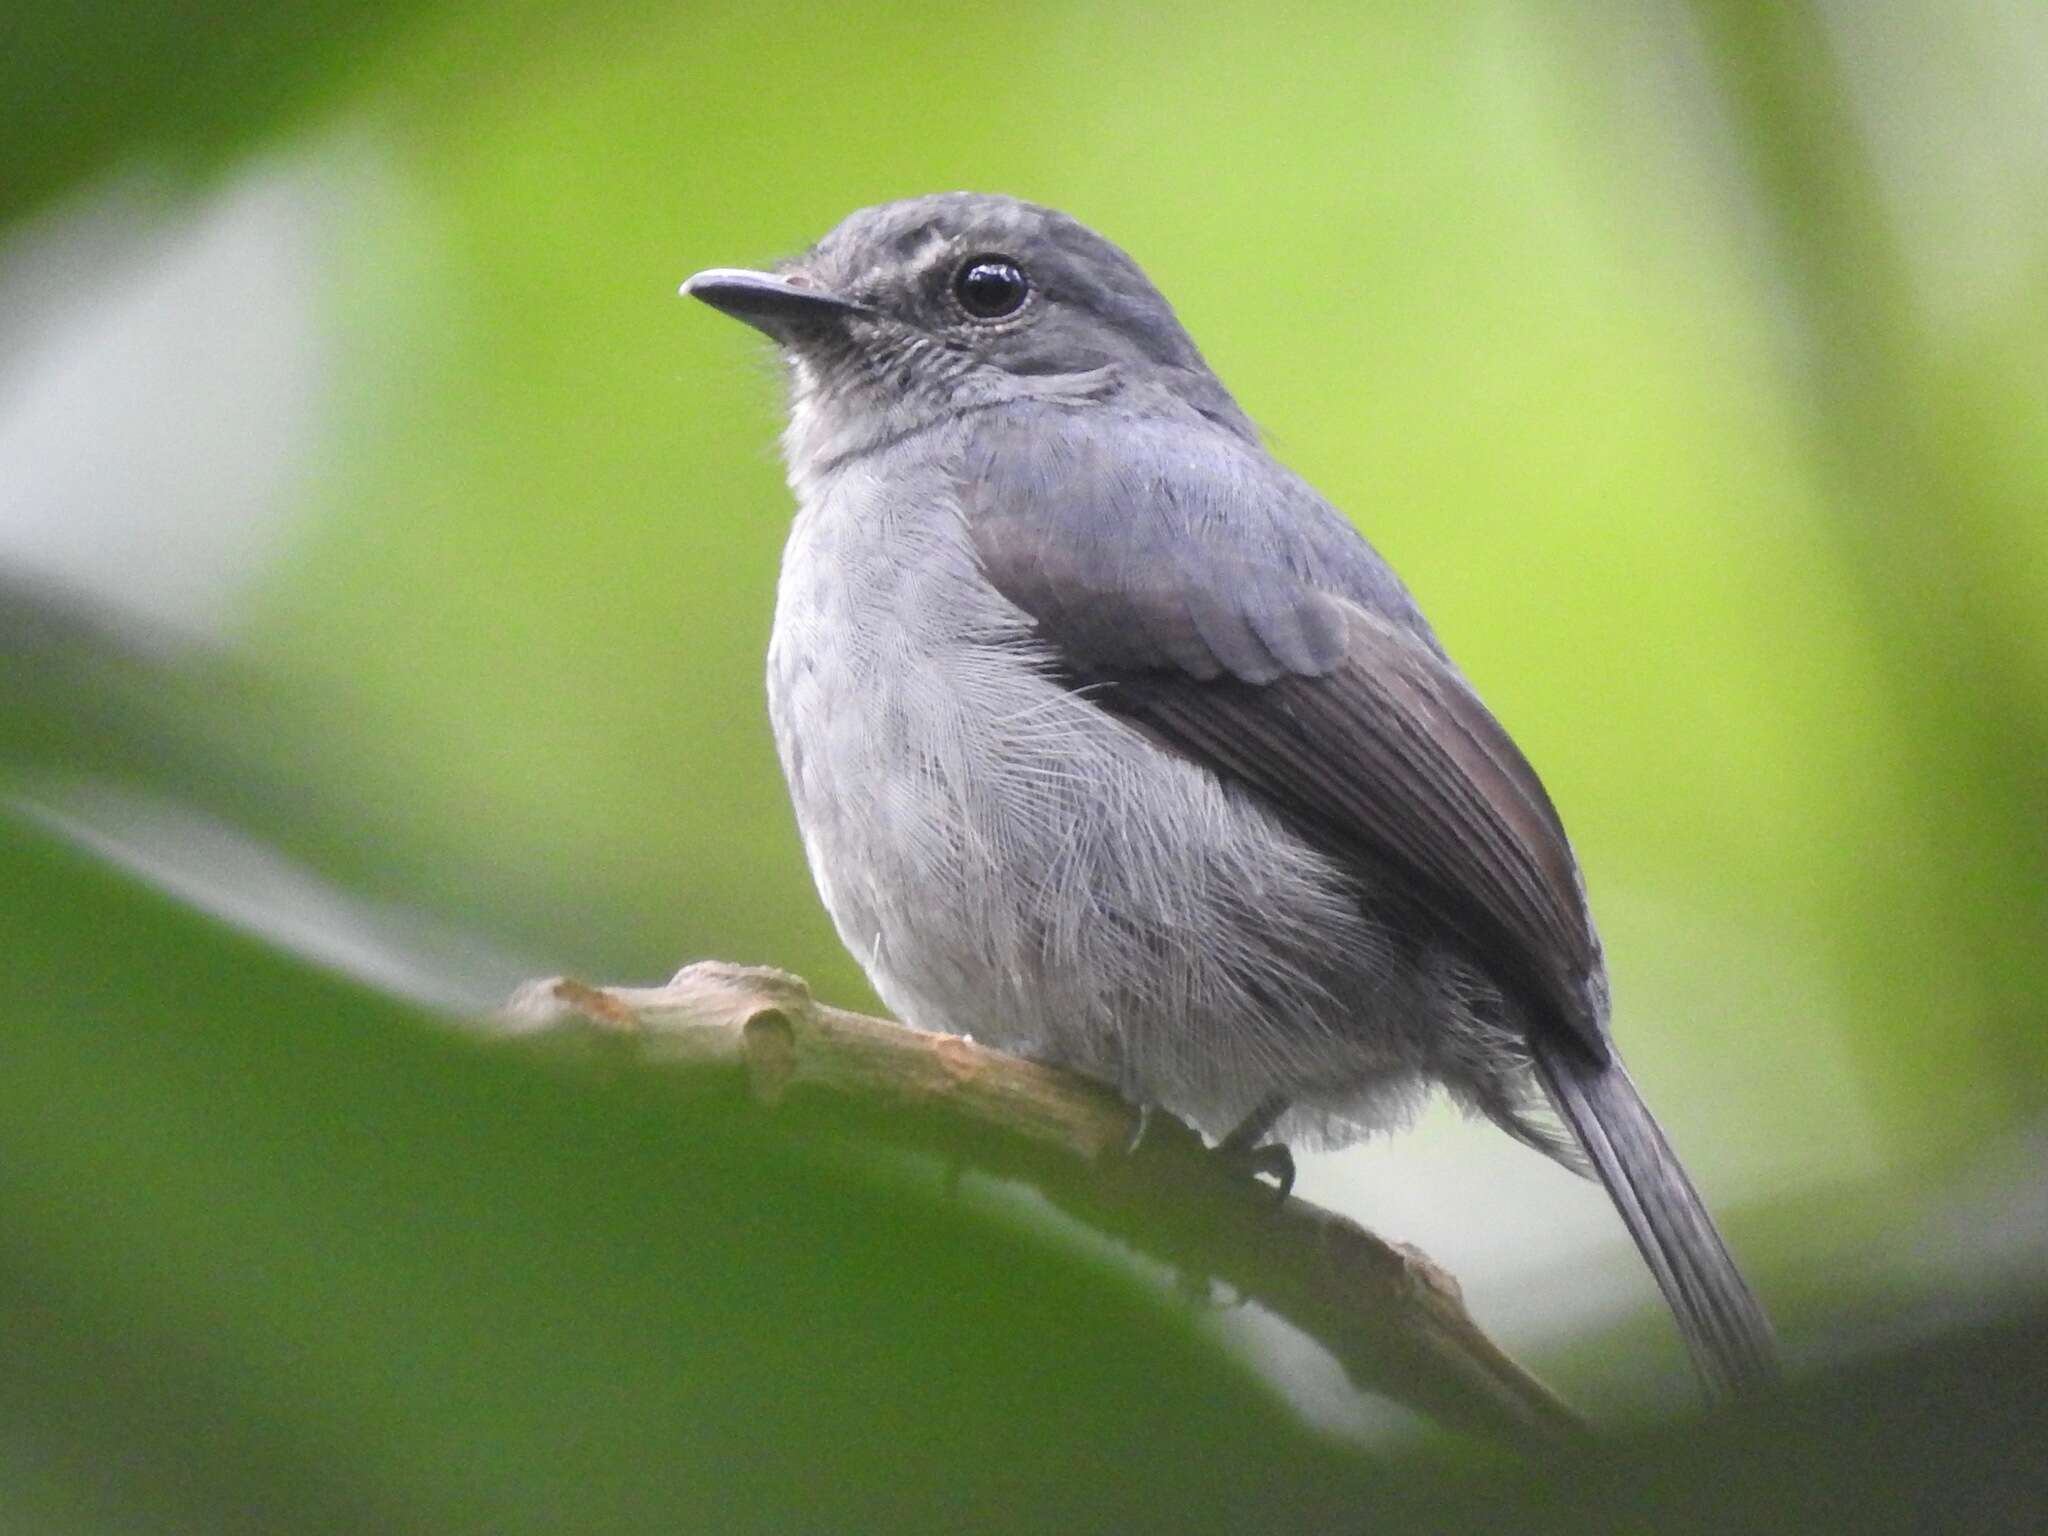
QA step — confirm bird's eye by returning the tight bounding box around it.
[953,256,1030,319]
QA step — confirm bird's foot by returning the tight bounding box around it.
[1217,1093,1295,1203]
[1215,1137,1296,1204]
[1122,1096,1294,1202]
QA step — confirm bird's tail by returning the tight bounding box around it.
[1532,1035,1779,1398]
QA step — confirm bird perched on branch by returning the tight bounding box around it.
[684,192,1777,1397]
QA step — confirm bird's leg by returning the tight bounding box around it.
[1217,1092,1295,1202]
[1220,1090,1288,1150]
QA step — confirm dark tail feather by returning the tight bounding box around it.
[1532,1035,1780,1398]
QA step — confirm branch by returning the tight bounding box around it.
[502,961,1585,1453]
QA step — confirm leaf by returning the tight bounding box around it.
[0,810,1396,1533]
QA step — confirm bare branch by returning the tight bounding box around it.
[504,961,1585,1452]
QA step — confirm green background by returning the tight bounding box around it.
[3,0,2044,1528]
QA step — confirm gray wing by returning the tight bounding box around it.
[963,410,1608,1059]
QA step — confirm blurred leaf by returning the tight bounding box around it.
[0,0,443,225]
[0,810,1390,1532]
[7,814,2047,1532]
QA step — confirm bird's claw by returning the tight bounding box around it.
[1217,1138,1295,1204]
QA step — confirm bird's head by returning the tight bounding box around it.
[683,192,1253,469]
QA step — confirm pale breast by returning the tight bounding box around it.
[764,446,1440,1139]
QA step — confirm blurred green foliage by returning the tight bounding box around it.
[0,817,1387,1532]
[4,0,2046,1527]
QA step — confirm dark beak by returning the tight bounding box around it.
[680,268,868,338]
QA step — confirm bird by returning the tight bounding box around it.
[682,191,1777,1397]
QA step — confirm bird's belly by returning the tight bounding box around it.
[767,571,1434,1138]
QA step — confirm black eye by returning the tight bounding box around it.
[953,256,1030,319]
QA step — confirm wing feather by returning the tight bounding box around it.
[962,408,1607,1055]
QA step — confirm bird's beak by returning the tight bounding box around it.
[680,268,868,338]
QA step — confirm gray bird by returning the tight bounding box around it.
[683,192,1777,1397]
